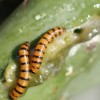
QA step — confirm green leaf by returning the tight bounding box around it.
[0,0,100,100]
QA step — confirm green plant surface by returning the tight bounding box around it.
[0,0,100,100]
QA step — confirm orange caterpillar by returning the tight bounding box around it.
[31,27,66,74]
[10,42,30,100]
[10,27,66,99]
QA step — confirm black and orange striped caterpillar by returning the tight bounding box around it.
[10,42,31,100]
[10,27,66,100]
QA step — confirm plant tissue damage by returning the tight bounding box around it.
[4,15,100,90]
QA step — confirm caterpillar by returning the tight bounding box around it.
[10,42,31,100]
[31,27,66,74]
